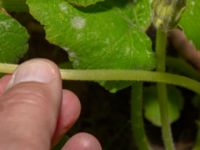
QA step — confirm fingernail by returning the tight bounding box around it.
[8,59,57,87]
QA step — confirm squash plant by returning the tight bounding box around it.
[0,0,200,149]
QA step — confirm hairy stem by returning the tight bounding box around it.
[131,82,151,150]
[156,29,175,150]
[0,64,200,94]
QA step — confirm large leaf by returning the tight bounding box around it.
[67,0,104,7]
[143,86,184,127]
[0,9,29,62]
[179,0,200,49]
[0,0,28,12]
[27,0,155,91]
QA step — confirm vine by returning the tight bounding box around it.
[0,0,200,149]
[0,63,200,95]
[131,82,152,150]
[156,29,175,150]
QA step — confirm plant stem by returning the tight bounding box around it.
[0,63,200,94]
[166,56,200,81]
[156,29,175,150]
[193,121,200,150]
[0,63,17,74]
[131,82,151,150]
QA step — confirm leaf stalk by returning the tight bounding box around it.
[0,63,200,94]
[156,28,175,150]
[131,82,152,150]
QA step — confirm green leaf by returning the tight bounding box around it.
[67,0,104,7]
[144,86,184,127]
[0,0,28,12]
[0,9,29,63]
[179,0,200,49]
[27,0,155,91]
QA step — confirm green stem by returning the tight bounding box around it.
[156,29,175,150]
[166,56,200,81]
[131,82,151,150]
[156,30,167,72]
[0,63,200,94]
[193,121,200,150]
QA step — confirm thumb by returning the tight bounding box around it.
[0,59,62,150]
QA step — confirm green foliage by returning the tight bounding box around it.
[143,86,184,126]
[26,0,155,91]
[179,0,200,49]
[0,0,28,12]
[67,0,104,7]
[0,9,29,62]
[0,1,200,149]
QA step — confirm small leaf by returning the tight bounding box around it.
[27,0,155,92]
[179,0,200,49]
[144,86,184,127]
[0,9,29,62]
[67,0,104,7]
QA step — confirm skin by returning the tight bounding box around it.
[0,59,102,150]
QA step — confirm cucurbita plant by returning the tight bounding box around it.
[0,0,200,149]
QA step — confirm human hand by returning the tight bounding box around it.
[0,59,102,150]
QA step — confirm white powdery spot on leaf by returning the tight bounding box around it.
[191,1,195,6]
[71,16,86,30]
[59,2,68,13]
[62,47,69,51]
[0,20,12,30]
[68,51,77,59]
